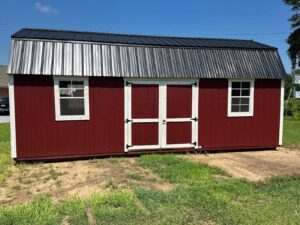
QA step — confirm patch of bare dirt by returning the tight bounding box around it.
[0,157,174,206]
[183,148,300,181]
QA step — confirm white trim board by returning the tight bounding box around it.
[279,79,285,145]
[124,79,199,152]
[9,75,17,158]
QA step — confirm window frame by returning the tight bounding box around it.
[227,79,254,117]
[54,76,90,121]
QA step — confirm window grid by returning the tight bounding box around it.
[228,80,254,117]
[54,77,90,121]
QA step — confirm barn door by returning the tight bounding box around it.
[124,80,198,152]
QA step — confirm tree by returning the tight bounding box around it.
[283,0,300,70]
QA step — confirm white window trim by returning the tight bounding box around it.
[54,76,90,121]
[227,79,255,117]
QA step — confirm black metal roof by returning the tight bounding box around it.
[12,28,276,50]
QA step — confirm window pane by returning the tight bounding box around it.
[60,99,85,115]
[231,105,239,112]
[241,98,249,104]
[241,89,250,96]
[232,98,240,104]
[59,81,71,88]
[241,105,249,112]
[73,81,84,89]
[242,82,250,88]
[232,82,241,89]
[73,89,84,97]
[232,89,240,96]
[60,88,72,97]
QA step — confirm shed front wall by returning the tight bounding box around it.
[13,76,281,160]
[14,76,124,159]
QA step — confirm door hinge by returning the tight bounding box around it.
[191,117,198,121]
[126,81,132,86]
[192,142,197,146]
[126,144,132,149]
[192,82,198,86]
[125,118,133,123]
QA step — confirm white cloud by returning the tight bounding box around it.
[35,2,59,14]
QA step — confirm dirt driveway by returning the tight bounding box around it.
[183,148,300,181]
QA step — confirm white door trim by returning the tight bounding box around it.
[124,79,199,152]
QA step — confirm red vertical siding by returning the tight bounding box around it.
[132,123,159,145]
[167,85,192,118]
[167,122,191,144]
[198,79,281,150]
[14,76,281,160]
[132,84,159,119]
[14,76,124,159]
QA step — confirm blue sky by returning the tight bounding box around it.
[0,0,293,73]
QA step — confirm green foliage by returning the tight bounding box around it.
[287,28,300,69]
[0,123,10,142]
[283,117,300,146]
[89,190,146,225]
[0,124,12,183]
[60,198,88,225]
[136,154,300,225]
[285,98,300,118]
[137,154,227,184]
[0,196,61,225]
[283,0,300,69]
[285,74,293,99]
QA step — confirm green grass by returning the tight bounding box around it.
[283,117,300,147]
[0,119,300,224]
[0,123,12,183]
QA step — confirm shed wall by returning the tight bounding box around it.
[13,76,280,160]
[198,79,281,149]
[14,76,124,159]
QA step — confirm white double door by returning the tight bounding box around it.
[124,79,199,152]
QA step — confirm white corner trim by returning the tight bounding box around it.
[9,75,17,158]
[227,79,255,117]
[53,77,90,121]
[279,79,285,145]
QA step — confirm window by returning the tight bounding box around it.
[228,80,254,117]
[54,77,89,121]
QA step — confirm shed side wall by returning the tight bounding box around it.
[198,79,281,150]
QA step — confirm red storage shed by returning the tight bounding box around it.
[7,28,286,160]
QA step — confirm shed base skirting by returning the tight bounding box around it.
[14,145,277,162]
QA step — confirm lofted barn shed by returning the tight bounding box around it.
[7,28,286,160]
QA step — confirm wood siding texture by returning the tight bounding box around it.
[14,76,124,159]
[13,76,280,160]
[198,79,281,150]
